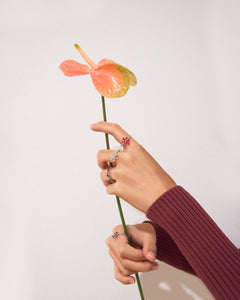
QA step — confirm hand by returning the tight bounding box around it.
[105,223,159,285]
[91,121,176,213]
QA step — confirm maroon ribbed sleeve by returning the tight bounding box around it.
[146,186,240,300]
[145,221,196,275]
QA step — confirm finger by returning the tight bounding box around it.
[127,223,157,262]
[114,239,146,261]
[110,250,132,277]
[106,232,147,262]
[141,226,157,262]
[107,225,148,261]
[114,265,135,285]
[91,122,133,146]
[120,257,159,274]
[106,181,119,195]
[110,249,158,275]
[97,149,118,169]
[100,169,116,186]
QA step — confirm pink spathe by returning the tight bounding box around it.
[59,44,137,98]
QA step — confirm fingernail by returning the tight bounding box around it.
[152,263,159,270]
[147,251,156,261]
[129,278,135,284]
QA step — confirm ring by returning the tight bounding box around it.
[121,136,131,146]
[112,231,127,240]
[111,148,121,162]
[107,168,115,183]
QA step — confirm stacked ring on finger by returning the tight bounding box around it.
[110,148,121,163]
[112,231,127,240]
[107,167,116,183]
[121,135,131,147]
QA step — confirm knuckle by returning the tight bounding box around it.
[113,225,123,233]
[112,123,120,130]
[123,152,136,165]
[121,151,135,165]
[113,269,123,283]
[121,268,130,276]
[97,150,105,167]
[121,259,129,269]
[121,151,130,160]
[107,183,118,195]
[107,183,120,196]
[114,272,119,281]
[106,185,112,195]
[108,250,114,259]
[100,170,105,180]
[97,149,103,159]
[118,246,125,258]
[114,274,125,285]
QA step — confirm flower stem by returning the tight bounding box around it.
[101,95,145,300]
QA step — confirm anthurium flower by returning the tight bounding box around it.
[59,44,137,98]
[59,44,144,299]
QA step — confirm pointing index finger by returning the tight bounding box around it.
[90,121,131,145]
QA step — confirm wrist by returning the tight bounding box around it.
[147,180,177,213]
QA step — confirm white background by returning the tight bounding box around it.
[0,0,239,299]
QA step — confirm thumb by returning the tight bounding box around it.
[142,232,157,262]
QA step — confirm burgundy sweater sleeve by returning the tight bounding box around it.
[145,220,196,275]
[146,185,240,300]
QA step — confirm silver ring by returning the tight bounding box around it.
[111,149,121,162]
[112,231,127,240]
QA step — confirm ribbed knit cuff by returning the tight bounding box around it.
[146,186,240,300]
[144,220,196,275]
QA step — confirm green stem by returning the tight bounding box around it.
[101,95,145,300]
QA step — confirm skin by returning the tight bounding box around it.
[91,121,177,284]
[91,121,176,213]
[105,223,158,285]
